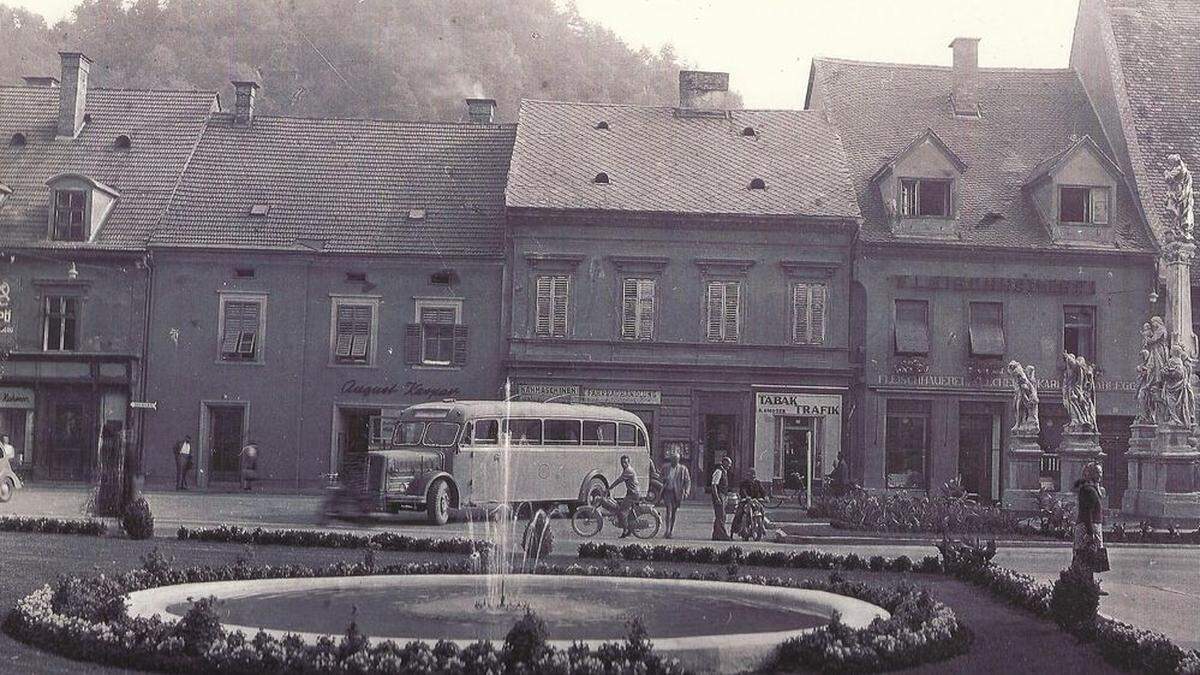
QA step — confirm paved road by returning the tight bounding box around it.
[4,485,1197,650]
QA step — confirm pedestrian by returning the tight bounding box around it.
[240,442,259,491]
[174,434,192,490]
[0,434,15,462]
[1071,461,1109,594]
[659,451,691,539]
[710,455,732,541]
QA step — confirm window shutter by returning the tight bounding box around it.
[452,324,469,366]
[220,302,243,354]
[349,306,371,358]
[535,276,552,337]
[810,284,826,345]
[404,323,422,364]
[724,282,740,342]
[334,305,354,357]
[621,278,638,339]
[551,276,569,337]
[705,282,723,341]
[1091,187,1109,224]
[637,279,654,340]
[793,283,809,344]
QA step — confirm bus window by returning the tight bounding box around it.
[544,419,582,445]
[395,422,425,446]
[424,422,462,447]
[504,419,543,445]
[583,421,617,445]
[636,427,648,447]
[617,423,637,446]
[473,419,499,445]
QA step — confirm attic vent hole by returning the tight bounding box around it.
[248,204,271,217]
[595,120,610,130]
[593,172,610,184]
[9,133,26,147]
[431,270,457,285]
[346,272,367,283]
[741,126,756,137]
[749,178,767,190]
[114,134,131,149]
[234,268,256,279]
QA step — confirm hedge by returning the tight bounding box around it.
[577,541,944,574]
[176,525,483,554]
[0,516,107,536]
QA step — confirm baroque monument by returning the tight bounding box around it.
[1002,360,1043,510]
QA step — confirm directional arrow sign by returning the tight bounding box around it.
[129,401,158,410]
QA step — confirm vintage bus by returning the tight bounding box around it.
[324,400,655,525]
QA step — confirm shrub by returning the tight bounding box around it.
[121,497,154,540]
[1049,566,1100,632]
[0,516,107,536]
[504,608,549,664]
[172,596,224,655]
[935,536,997,575]
[50,575,127,623]
[521,509,554,561]
[176,525,482,554]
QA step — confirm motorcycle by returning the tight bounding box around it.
[731,496,768,541]
[571,485,662,539]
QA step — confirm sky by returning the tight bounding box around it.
[11,0,1081,109]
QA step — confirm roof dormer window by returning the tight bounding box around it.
[9,133,26,147]
[593,172,610,184]
[45,173,120,243]
[52,190,87,241]
[900,178,952,218]
[1058,186,1109,225]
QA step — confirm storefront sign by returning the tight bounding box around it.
[0,387,33,409]
[891,275,1094,296]
[515,384,580,401]
[876,373,1137,392]
[755,393,840,416]
[0,278,15,345]
[582,388,661,406]
[340,379,460,399]
[753,391,842,480]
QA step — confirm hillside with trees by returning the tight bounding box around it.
[0,0,736,121]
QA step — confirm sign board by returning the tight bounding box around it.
[129,401,158,410]
[515,384,580,402]
[0,278,16,348]
[581,388,661,406]
[0,387,34,409]
[753,391,842,480]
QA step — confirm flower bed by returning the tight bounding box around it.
[176,525,483,554]
[578,541,944,574]
[5,551,970,674]
[0,515,107,536]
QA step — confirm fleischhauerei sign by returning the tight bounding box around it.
[890,274,1095,295]
[877,373,1136,392]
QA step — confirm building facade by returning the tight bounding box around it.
[504,80,862,488]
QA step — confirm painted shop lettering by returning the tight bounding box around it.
[340,379,460,399]
[756,394,840,415]
[890,274,1094,296]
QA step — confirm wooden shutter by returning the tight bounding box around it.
[793,283,810,344]
[705,281,723,341]
[535,276,553,337]
[810,283,826,345]
[222,301,259,356]
[637,279,655,340]
[220,302,243,355]
[621,278,638,339]
[404,323,422,364]
[349,306,371,358]
[723,281,740,342]
[334,305,354,357]
[452,324,469,366]
[551,276,569,337]
[1091,187,1109,224]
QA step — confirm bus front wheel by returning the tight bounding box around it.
[427,480,451,526]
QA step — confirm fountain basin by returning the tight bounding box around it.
[126,574,888,673]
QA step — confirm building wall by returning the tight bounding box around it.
[142,250,506,489]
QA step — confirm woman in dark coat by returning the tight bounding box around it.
[1072,461,1107,589]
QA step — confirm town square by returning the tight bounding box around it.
[0,0,1199,672]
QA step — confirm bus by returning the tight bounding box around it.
[324,400,655,525]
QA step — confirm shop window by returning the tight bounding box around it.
[534,275,570,338]
[894,299,929,355]
[51,189,87,241]
[503,418,543,445]
[900,178,951,217]
[885,399,930,489]
[1063,305,1096,362]
[544,419,581,445]
[473,419,499,445]
[1059,186,1109,224]
[218,296,264,362]
[43,295,79,351]
[331,298,377,365]
[705,280,741,342]
[621,278,655,341]
[792,282,827,345]
[968,302,1004,357]
[582,420,617,445]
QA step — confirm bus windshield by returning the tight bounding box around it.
[393,421,461,447]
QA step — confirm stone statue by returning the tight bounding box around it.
[1145,318,1170,380]
[1007,360,1040,434]
[1164,154,1194,242]
[1135,348,1157,424]
[1062,351,1097,433]
[1161,343,1196,428]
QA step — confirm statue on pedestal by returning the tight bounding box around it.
[1161,343,1196,428]
[1135,349,1157,424]
[1007,360,1040,434]
[1062,351,1097,433]
[1165,154,1194,243]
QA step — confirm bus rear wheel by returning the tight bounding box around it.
[426,480,451,525]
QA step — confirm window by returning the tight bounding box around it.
[749,178,767,190]
[1063,305,1096,362]
[899,179,951,217]
[621,278,655,341]
[894,299,930,355]
[1059,186,1109,224]
[593,172,610,184]
[617,423,638,446]
[52,190,87,241]
[968,302,1004,357]
[332,301,375,364]
[583,421,617,445]
[472,419,500,445]
[43,295,79,351]
[792,282,827,345]
[407,301,467,367]
[544,419,581,445]
[886,400,930,489]
[219,298,263,361]
[705,280,741,342]
[534,275,569,338]
[504,419,543,445]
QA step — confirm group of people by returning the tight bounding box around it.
[173,435,260,491]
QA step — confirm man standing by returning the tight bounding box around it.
[0,434,15,462]
[659,451,691,539]
[710,455,732,541]
[240,442,259,491]
[174,435,192,490]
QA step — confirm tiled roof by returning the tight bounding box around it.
[1101,0,1200,245]
[809,58,1153,251]
[0,86,217,250]
[154,114,515,256]
[505,100,860,220]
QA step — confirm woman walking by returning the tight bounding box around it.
[659,451,691,538]
[1072,461,1109,593]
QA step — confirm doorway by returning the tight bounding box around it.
[204,404,246,486]
[47,399,91,481]
[778,417,814,489]
[703,414,736,489]
[958,403,1001,501]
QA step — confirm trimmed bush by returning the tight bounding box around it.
[121,497,154,540]
[177,525,482,554]
[504,608,549,664]
[521,509,554,561]
[578,540,944,574]
[0,516,106,536]
[1049,566,1101,631]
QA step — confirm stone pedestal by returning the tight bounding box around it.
[1002,431,1043,512]
[1122,423,1156,515]
[1057,429,1105,504]
[1124,423,1200,522]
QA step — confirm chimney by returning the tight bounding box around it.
[57,52,91,138]
[950,37,980,117]
[23,76,59,88]
[465,98,496,123]
[678,70,731,114]
[231,81,259,124]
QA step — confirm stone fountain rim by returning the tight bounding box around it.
[125,573,889,652]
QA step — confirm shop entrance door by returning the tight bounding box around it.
[778,417,814,489]
[703,414,736,490]
[958,404,1001,501]
[205,405,245,486]
[47,400,91,481]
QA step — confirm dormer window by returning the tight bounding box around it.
[9,133,26,147]
[1058,186,1109,225]
[900,178,951,217]
[593,172,610,184]
[52,190,87,241]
